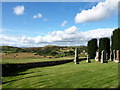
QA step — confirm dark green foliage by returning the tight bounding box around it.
[99,37,110,59]
[111,28,120,50]
[38,46,59,56]
[87,38,98,59]
[1,46,26,53]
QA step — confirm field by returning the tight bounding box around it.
[1,52,73,64]
[1,52,55,59]
[2,57,74,64]
[2,60,119,88]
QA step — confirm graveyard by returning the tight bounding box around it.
[1,28,120,88]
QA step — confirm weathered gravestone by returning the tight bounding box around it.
[110,52,113,61]
[74,47,79,64]
[95,51,100,62]
[86,54,91,63]
[106,53,108,60]
[101,50,108,63]
[113,50,116,61]
[114,50,120,63]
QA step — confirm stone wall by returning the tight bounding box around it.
[2,58,87,76]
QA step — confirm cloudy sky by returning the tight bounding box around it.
[1,0,119,47]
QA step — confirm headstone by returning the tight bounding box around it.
[114,50,120,63]
[86,54,91,63]
[106,53,108,60]
[113,50,116,60]
[74,47,79,64]
[95,51,99,61]
[110,52,113,61]
[101,50,107,63]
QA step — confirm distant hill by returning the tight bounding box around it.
[0,45,87,57]
[0,46,26,53]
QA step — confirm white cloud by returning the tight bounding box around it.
[13,5,25,15]
[75,0,119,23]
[61,20,67,27]
[0,27,115,47]
[33,13,43,19]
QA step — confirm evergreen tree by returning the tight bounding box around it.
[99,37,110,59]
[111,28,120,51]
[87,38,98,59]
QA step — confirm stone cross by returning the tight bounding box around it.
[86,54,91,63]
[74,47,79,64]
[115,50,120,63]
[101,50,107,63]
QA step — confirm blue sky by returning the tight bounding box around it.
[1,0,119,47]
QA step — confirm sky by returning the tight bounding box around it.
[1,0,119,47]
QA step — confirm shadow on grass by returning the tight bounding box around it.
[2,74,48,84]
[2,58,86,77]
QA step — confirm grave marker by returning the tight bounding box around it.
[114,50,120,63]
[74,47,79,64]
[86,54,91,63]
[101,50,107,63]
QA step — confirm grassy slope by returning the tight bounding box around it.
[2,60,119,88]
[2,57,73,64]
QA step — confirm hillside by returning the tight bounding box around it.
[1,45,87,57]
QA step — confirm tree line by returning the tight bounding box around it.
[87,28,120,59]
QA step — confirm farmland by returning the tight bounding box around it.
[1,52,74,64]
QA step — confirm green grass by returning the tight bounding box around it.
[2,57,73,64]
[2,60,119,88]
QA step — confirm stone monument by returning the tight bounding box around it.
[110,52,113,61]
[101,50,107,63]
[106,53,108,60]
[86,54,91,63]
[114,50,120,63]
[95,51,99,61]
[74,47,79,64]
[113,50,116,61]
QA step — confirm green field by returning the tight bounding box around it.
[2,57,73,64]
[2,60,119,88]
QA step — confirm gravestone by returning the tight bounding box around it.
[106,53,108,60]
[74,47,79,64]
[113,50,116,60]
[114,50,120,63]
[110,52,113,61]
[101,50,107,63]
[86,54,91,63]
[95,51,99,61]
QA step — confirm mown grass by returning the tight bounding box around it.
[2,57,73,64]
[2,60,119,88]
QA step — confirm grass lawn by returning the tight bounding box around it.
[2,60,119,88]
[2,57,74,64]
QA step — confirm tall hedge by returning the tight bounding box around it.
[111,28,120,51]
[87,38,98,59]
[99,37,110,59]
